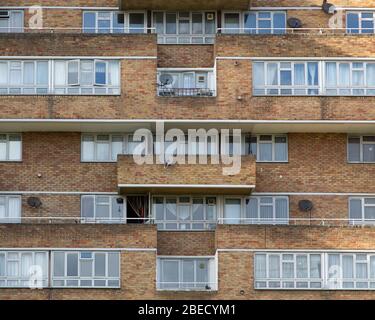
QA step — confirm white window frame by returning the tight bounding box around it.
[82,10,147,34]
[0,133,22,161]
[221,11,286,34]
[0,10,24,33]
[347,135,375,163]
[346,11,375,34]
[0,195,21,223]
[152,195,218,231]
[157,256,217,291]
[256,251,375,291]
[81,133,128,162]
[253,61,320,96]
[253,134,288,162]
[349,197,375,225]
[223,196,289,225]
[81,195,126,223]
[51,251,121,288]
[254,252,323,290]
[152,11,217,44]
[0,251,48,288]
[324,61,375,96]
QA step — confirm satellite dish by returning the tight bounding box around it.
[298,200,313,212]
[322,1,337,14]
[159,73,173,86]
[27,197,42,208]
[287,17,302,28]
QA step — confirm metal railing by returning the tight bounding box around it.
[0,27,155,34]
[217,27,375,35]
[3,216,375,228]
[158,88,215,97]
[156,281,217,291]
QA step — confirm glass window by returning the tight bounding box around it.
[129,13,144,33]
[350,197,375,224]
[158,258,214,290]
[0,196,21,223]
[95,61,107,85]
[52,251,120,288]
[83,12,96,33]
[224,13,240,34]
[0,11,24,33]
[67,60,79,86]
[253,61,319,96]
[348,136,375,163]
[0,134,21,161]
[244,196,289,224]
[81,134,125,162]
[347,12,375,34]
[166,13,177,34]
[81,195,125,223]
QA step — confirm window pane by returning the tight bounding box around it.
[54,61,66,86]
[224,199,241,224]
[307,62,319,86]
[349,199,362,221]
[343,255,354,279]
[224,13,239,34]
[363,143,375,162]
[294,64,305,85]
[0,62,8,85]
[192,13,203,34]
[111,135,123,160]
[275,198,288,221]
[253,62,264,87]
[8,197,20,220]
[367,64,375,87]
[282,262,294,278]
[338,63,350,86]
[108,253,119,277]
[8,134,21,160]
[129,13,144,33]
[296,255,308,278]
[182,260,194,287]
[94,253,106,277]
[348,137,360,162]
[266,63,278,85]
[166,13,177,34]
[53,252,66,277]
[80,260,93,277]
[205,12,215,34]
[23,62,34,85]
[347,13,359,33]
[82,135,94,161]
[36,61,48,85]
[364,206,375,220]
[68,61,79,85]
[80,61,93,85]
[111,197,124,219]
[83,12,96,33]
[0,254,5,276]
[113,12,124,33]
[196,260,208,288]
[244,13,256,33]
[67,253,78,277]
[326,62,337,86]
[82,196,94,218]
[162,260,179,289]
[269,255,280,278]
[153,12,164,34]
[259,143,272,161]
[275,136,287,161]
[273,13,286,34]
[255,254,266,278]
[10,11,23,33]
[95,61,106,85]
[10,62,21,85]
[96,135,110,161]
[310,255,321,278]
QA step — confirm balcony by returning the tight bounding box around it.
[117,155,256,195]
[158,88,215,97]
[118,0,251,10]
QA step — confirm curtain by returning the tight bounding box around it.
[192,199,204,221]
[54,61,66,86]
[308,62,318,86]
[275,136,287,161]
[23,62,34,85]
[108,61,119,86]
[128,196,147,218]
[8,197,20,222]
[294,64,305,85]
[269,255,280,278]
[310,254,321,278]
[8,135,21,161]
[296,255,308,278]
[367,64,375,87]
[255,254,267,278]
[224,199,241,224]
[36,61,48,85]
[259,143,272,161]
[244,13,256,34]
[326,62,337,86]
[342,255,354,279]
[267,63,278,85]
[0,62,7,85]
[95,61,106,85]
[80,61,93,85]
[0,254,5,276]
[328,254,340,280]
[338,63,350,86]
[21,253,32,278]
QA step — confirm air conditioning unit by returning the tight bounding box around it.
[206,13,214,21]
[0,11,9,19]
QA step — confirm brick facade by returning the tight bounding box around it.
[1,0,375,300]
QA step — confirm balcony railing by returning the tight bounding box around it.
[4,216,375,229]
[158,87,215,97]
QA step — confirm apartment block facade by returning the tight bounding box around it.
[2,0,375,300]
